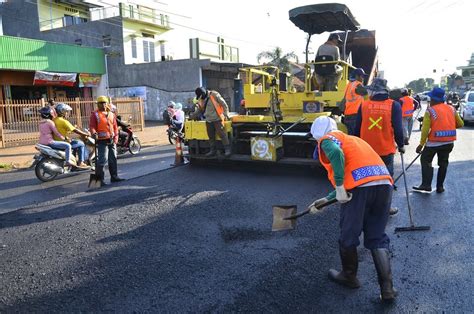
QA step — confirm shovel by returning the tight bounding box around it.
[393,153,421,188]
[272,198,337,232]
[88,139,102,189]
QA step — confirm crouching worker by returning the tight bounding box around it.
[310,116,397,302]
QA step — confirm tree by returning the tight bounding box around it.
[406,78,436,93]
[257,47,299,73]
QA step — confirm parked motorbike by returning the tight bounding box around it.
[116,119,141,155]
[32,137,95,182]
[167,124,182,145]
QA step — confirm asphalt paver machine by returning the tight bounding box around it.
[185,3,378,165]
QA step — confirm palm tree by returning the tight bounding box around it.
[257,47,299,73]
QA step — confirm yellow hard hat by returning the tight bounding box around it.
[97,95,109,103]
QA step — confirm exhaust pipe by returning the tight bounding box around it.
[42,162,64,175]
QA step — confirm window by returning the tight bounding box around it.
[102,35,111,47]
[131,37,137,58]
[149,42,155,62]
[63,15,74,26]
[143,40,149,62]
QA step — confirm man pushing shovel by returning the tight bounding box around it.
[310,116,397,302]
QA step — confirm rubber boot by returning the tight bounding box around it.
[224,145,232,158]
[328,247,361,289]
[371,248,397,302]
[436,166,447,193]
[413,165,433,192]
[96,166,107,187]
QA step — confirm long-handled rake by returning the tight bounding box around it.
[394,153,430,232]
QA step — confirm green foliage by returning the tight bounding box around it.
[406,78,436,93]
[257,47,299,73]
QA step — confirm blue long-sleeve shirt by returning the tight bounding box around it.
[354,94,404,150]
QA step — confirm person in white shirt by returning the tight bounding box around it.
[172,103,185,132]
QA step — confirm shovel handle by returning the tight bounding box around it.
[284,198,338,220]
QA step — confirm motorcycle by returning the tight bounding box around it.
[32,136,96,182]
[116,118,141,155]
[167,124,183,145]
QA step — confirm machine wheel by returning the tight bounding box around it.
[168,130,177,145]
[35,158,59,182]
[129,137,141,155]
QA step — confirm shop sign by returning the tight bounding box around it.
[79,73,102,87]
[33,71,77,87]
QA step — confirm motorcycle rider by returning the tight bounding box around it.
[53,103,90,168]
[172,103,185,132]
[89,96,124,186]
[110,104,131,147]
[38,107,76,167]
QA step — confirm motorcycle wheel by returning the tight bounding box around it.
[35,158,59,182]
[129,137,141,155]
[168,130,176,145]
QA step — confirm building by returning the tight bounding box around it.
[0,0,245,120]
[457,53,474,91]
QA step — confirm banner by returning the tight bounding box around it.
[79,73,101,87]
[33,71,77,87]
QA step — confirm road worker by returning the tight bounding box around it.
[89,96,124,186]
[340,67,368,135]
[355,78,404,215]
[194,87,231,157]
[399,88,417,144]
[413,87,463,193]
[313,33,343,91]
[310,116,397,302]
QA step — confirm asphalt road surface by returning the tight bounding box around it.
[0,122,473,312]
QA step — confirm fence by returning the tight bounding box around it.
[0,97,144,148]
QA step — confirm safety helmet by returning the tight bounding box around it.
[195,87,208,100]
[55,103,72,116]
[39,107,52,119]
[174,103,183,110]
[97,95,109,103]
[168,101,176,108]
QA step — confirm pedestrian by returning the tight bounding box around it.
[89,96,124,186]
[340,67,368,135]
[355,78,404,215]
[37,107,75,167]
[194,87,231,157]
[400,88,416,144]
[413,87,464,193]
[53,103,90,168]
[310,116,397,302]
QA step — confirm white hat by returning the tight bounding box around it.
[310,116,338,141]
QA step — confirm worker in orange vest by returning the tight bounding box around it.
[89,96,124,186]
[194,87,231,157]
[355,78,404,215]
[340,68,368,135]
[399,88,417,144]
[310,116,397,302]
[413,87,463,193]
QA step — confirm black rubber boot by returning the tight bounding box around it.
[436,166,447,193]
[371,248,397,302]
[413,165,433,192]
[328,247,361,289]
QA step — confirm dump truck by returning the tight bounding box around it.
[184,3,379,165]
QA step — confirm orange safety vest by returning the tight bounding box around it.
[318,131,393,190]
[94,110,115,140]
[209,94,225,124]
[400,96,415,117]
[344,80,364,116]
[360,99,396,156]
[427,103,457,142]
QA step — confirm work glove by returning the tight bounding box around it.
[416,144,424,154]
[335,185,352,203]
[308,197,329,213]
[398,146,405,154]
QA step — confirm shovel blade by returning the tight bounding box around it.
[88,173,102,190]
[395,226,431,232]
[272,205,297,232]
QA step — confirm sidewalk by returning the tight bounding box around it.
[0,122,170,171]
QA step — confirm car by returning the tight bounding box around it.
[460,90,474,125]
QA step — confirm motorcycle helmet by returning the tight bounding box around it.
[110,104,117,113]
[175,103,183,110]
[55,103,72,116]
[400,88,409,96]
[39,107,52,119]
[168,101,176,108]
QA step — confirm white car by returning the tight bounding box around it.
[460,91,474,124]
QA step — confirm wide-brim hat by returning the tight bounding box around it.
[427,87,446,102]
[366,78,390,94]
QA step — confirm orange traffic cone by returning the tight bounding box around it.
[171,136,187,166]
